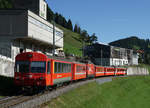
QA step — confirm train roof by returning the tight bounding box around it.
[16,52,90,64]
[47,55,86,64]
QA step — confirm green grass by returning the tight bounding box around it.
[42,76,150,108]
[57,25,83,57]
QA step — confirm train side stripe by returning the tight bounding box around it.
[53,77,71,84]
[96,72,105,74]
[75,73,86,75]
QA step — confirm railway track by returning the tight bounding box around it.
[0,76,127,108]
[0,95,30,108]
[0,85,68,108]
[0,91,47,108]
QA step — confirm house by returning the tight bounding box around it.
[84,43,138,66]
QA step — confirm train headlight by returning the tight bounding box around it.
[29,75,32,78]
[26,75,32,78]
[16,77,19,80]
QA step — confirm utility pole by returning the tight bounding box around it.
[101,47,102,66]
[82,39,85,58]
[53,21,55,56]
[111,48,113,66]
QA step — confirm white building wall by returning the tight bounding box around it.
[0,10,64,49]
[0,10,64,77]
[94,58,128,66]
[28,11,63,48]
[132,58,138,65]
[110,58,128,66]
[131,53,139,65]
[39,0,47,20]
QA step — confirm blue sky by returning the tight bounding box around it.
[46,0,150,44]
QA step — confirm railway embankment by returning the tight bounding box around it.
[11,79,95,108]
[41,76,150,108]
[96,78,112,85]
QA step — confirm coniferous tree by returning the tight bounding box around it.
[90,33,98,44]
[0,0,13,9]
[74,24,78,33]
[58,14,64,25]
[47,6,54,22]
[81,30,88,42]
[62,17,67,28]
[85,35,91,44]
[77,26,81,34]
[54,13,59,24]
[67,19,73,31]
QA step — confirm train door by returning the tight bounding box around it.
[46,60,52,86]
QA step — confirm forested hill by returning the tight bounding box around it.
[109,36,150,64]
[109,36,150,50]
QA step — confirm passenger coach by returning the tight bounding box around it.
[14,52,127,89]
[14,52,73,88]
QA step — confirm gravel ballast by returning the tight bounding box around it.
[12,79,95,108]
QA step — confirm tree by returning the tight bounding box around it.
[67,19,73,31]
[74,24,78,33]
[85,35,91,44]
[47,6,54,22]
[62,17,67,28]
[80,30,88,42]
[54,13,59,24]
[57,14,64,25]
[0,0,13,9]
[77,26,81,34]
[90,33,98,44]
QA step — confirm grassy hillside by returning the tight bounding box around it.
[41,76,150,108]
[57,25,83,57]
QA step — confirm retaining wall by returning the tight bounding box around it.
[0,57,14,77]
[127,67,149,75]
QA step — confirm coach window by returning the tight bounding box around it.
[62,63,64,73]
[55,62,58,73]
[63,63,65,73]
[67,64,69,72]
[58,63,61,73]
[65,64,67,72]
[69,64,71,72]
[31,61,46,73]
[15,61,30,73]
[63,63,67,73]
[47,62,50,74]
[66,64,69,73]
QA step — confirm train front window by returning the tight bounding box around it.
[15,61,30,73]
[31,61,46,73]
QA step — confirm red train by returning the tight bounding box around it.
[14,52,127,89]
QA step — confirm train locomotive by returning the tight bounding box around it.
[14,52,127,89]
